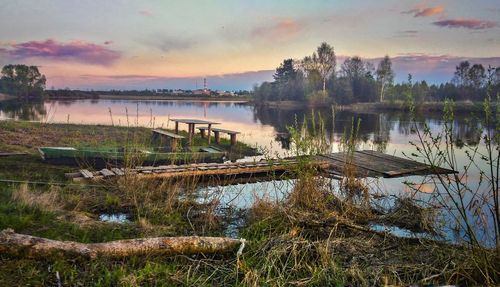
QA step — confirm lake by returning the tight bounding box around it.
[0,98,496,244]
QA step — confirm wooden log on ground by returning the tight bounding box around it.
[0,229,245,259]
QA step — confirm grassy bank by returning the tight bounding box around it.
[256,99,491,112]
[339,100,490,112]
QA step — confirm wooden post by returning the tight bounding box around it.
[171,138,178,151]
[214,131,220,144]
[207,124,212,144]
[230,134,237,146]
[175,121,179,134]
[200,129,206,139]
[188,123,193,143]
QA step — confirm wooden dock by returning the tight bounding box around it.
[316,150,453,178]
[68,150,455,182]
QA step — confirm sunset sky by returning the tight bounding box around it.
[1,0,499,90]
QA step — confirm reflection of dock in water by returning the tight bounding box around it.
[69,150,455,183]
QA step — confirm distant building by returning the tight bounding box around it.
[192,89,206,95]
[215,90,234,96]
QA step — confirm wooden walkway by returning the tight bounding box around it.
[68,150,455,182]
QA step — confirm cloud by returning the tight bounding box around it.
[2,39,121,65]
[433,19,497,30]
[251,18,301,41]
[402,6,444,17]
[139,10,153,17]
[415,6,444,17]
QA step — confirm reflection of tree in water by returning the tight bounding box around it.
[0,99,47,121]
[253,105,394,150]
[253,105,485,150]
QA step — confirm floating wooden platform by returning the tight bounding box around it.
[316,150,454,178]
[68,150,455,182]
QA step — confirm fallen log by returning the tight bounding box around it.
[0,229,245,259]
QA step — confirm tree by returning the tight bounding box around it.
[1,64,46,98]
[339,57,377,102]
[273,59,297,83]
[302,42,336,93]
[453,61,470,87]
[468,64,485,90]
[273,59,303,100]
[376,55,394,102]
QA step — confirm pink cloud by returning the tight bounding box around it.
[415,6,444,17]
[433,19,497,30]
[2,39,121,65]
[251,18,301,41]
[402,5,444,17]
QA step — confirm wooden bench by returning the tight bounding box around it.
[152,129,185,151]
[211,128,241,146]
[197,127,210,139]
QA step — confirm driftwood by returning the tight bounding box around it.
[0,229,245,259]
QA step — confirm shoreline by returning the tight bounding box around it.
[256,100,491,112]
[46,94,252,102]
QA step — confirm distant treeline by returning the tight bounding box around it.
[0,65,46,98]
[0,64,250,99]
[43,89,251,99]
[253,43,500,105]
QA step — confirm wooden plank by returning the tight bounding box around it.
[326,153,407,176]
[111,168,124,176]
[350,153,404,172]
[80,169,94,179]
[351,151,434,177]
[152,129,185,139]
[211,128,241,134]
[357,150,427,169]
[384,166,431,177]
[100,169,115,177]
[320,154,385,177]
[64,172,81,179]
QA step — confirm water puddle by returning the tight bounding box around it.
[99,213,131,223]
[369,223,429,239]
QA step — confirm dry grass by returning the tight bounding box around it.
[0,121,150,153]
[11,183,62,211]
[381,197,439,234]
